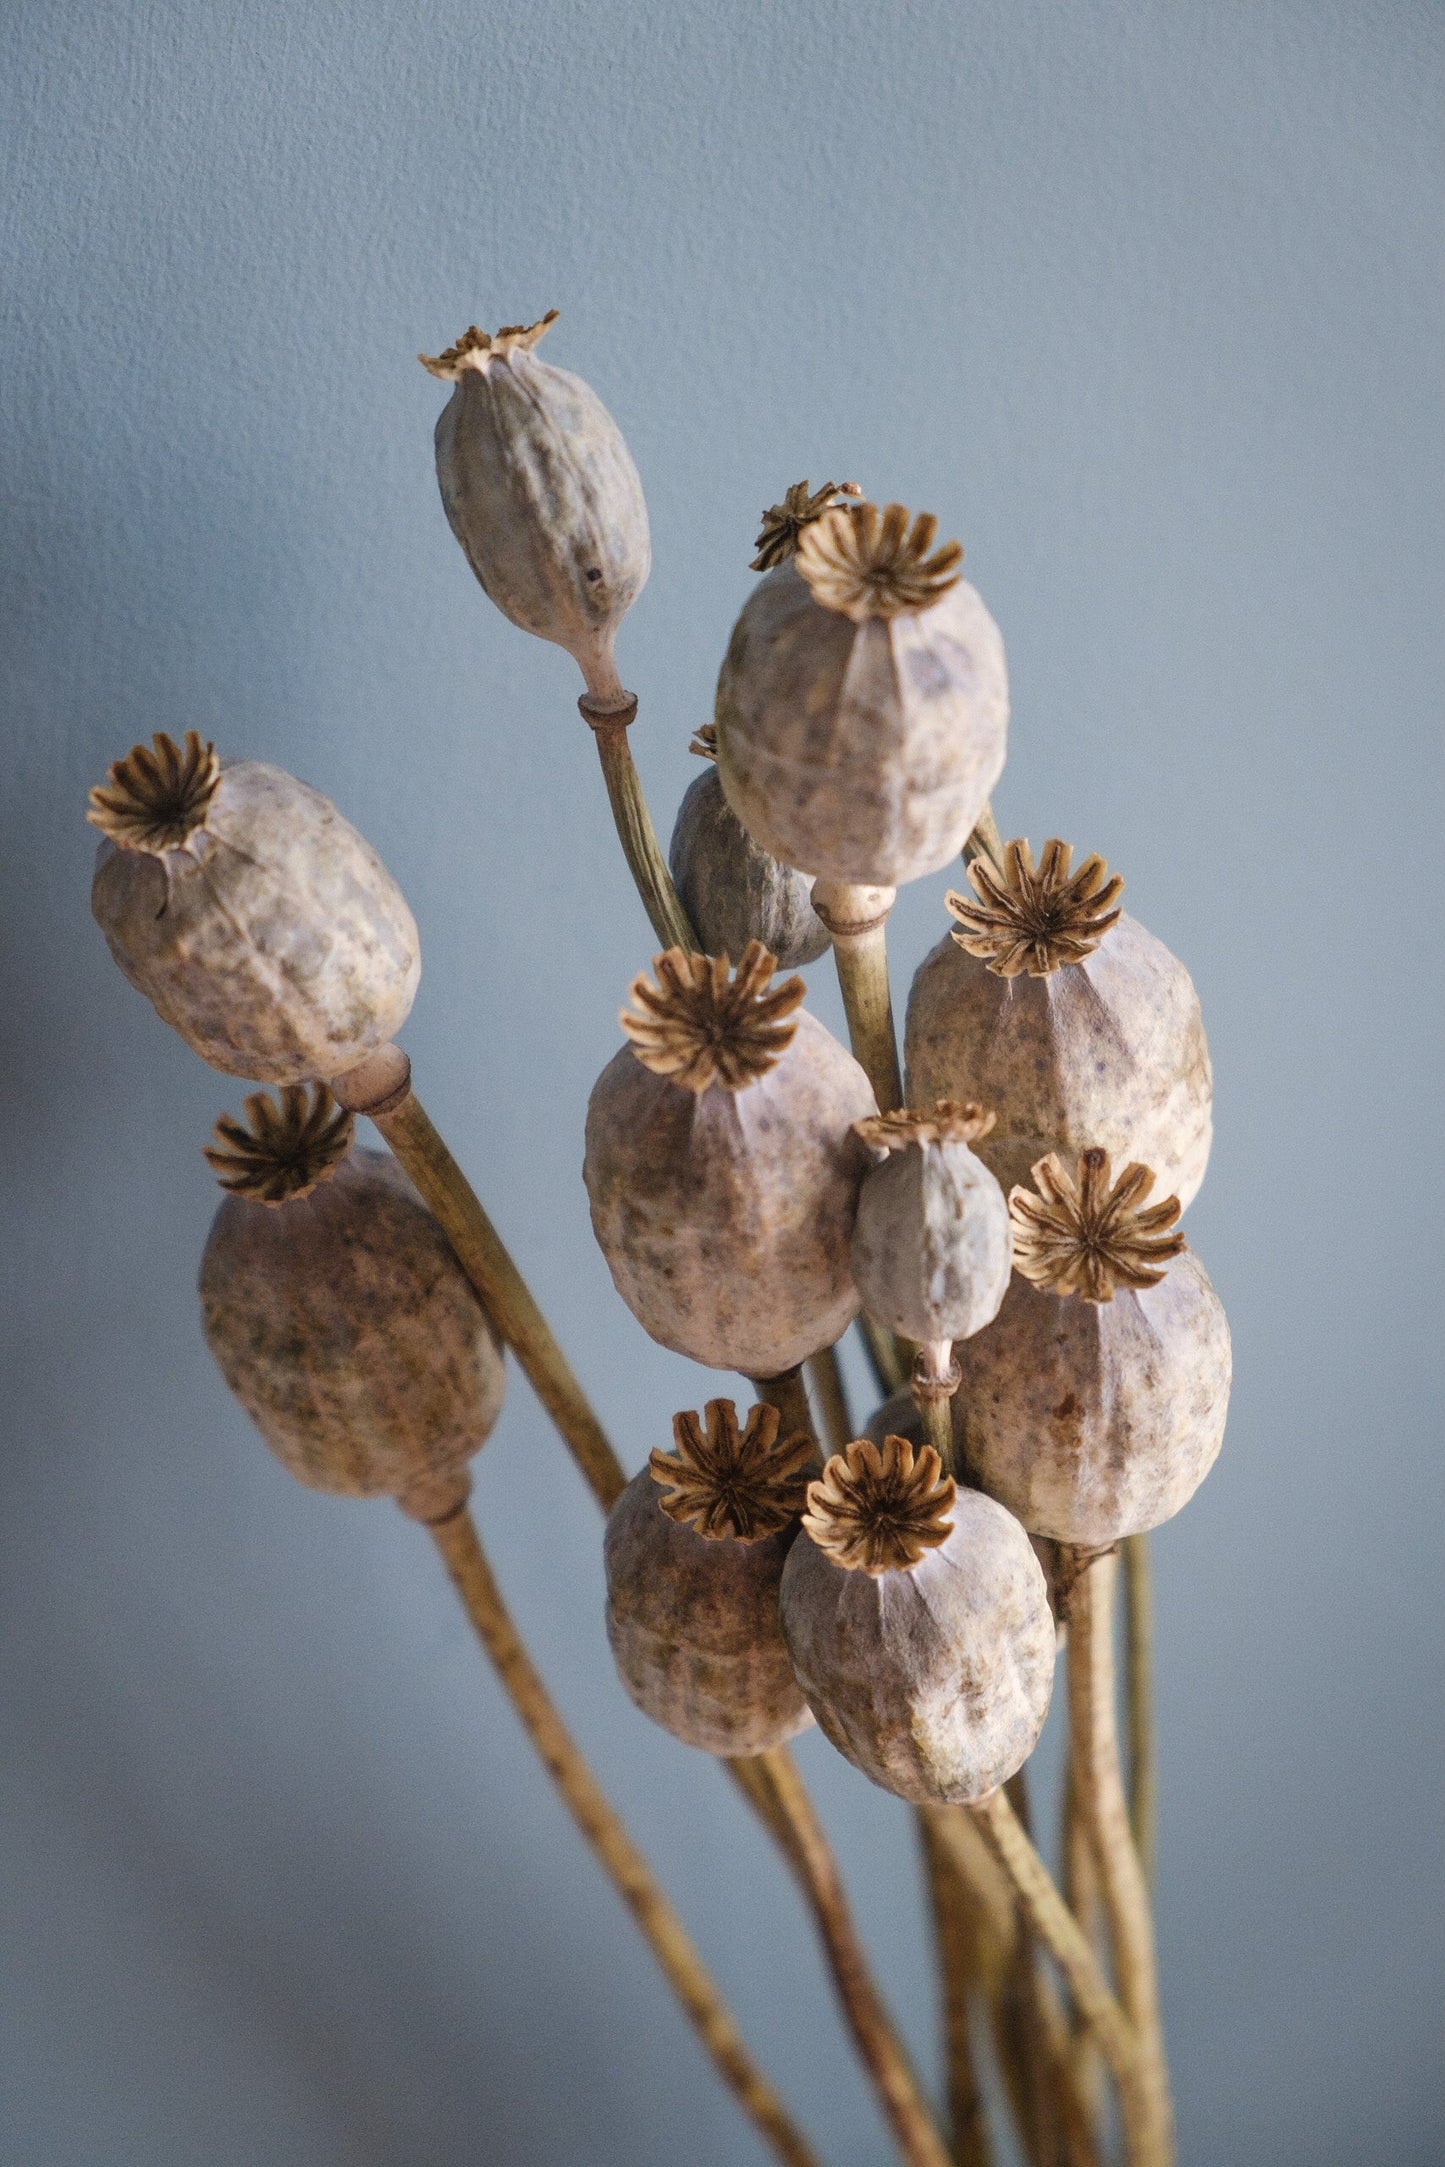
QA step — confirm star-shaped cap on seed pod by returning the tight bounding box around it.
[802,1434,957,1576]
[1009,1147,1185,1303]
[87,731,221,856]
[418,310,559,379]
[854,1101,997,1155]
[750,479,864,572]
[688,722,718,760]
[204,1083,355,1207]
[795,500,964,622]
[649,1399,814,1542]
[946,838,1124,978]
[620,941,806,1094]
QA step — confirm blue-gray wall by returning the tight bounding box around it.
[2,4,1440,2162]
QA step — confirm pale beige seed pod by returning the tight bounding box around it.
[714,500,1008,886]
[850,1103,1013,1347]
[198,1085,504,1508]
[421,312,649,704]
[583,943,876,1376]
[905,838,1212,1207]
[669,727,829,969]
[956,1149,1231,1546]
[89,733,419,1085]
[780,1437,1054,1805]
[604,1400,816,1756]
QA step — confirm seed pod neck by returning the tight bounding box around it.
[750,479,863,572]
[794,500,963,622]
[855,1100,996,1155]
[649,1399,813,1542]
[204,1083,355,1206]
[87,731,222,857]
[1009,1148,1185,1304]
[802,1435,957,1576]
[619,941,806,1094]
[418,310,559,379]
[946,837,1124,979]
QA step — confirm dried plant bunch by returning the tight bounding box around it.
[584,943,875,1375]
[669,725,829,969]
[780,1437,1054,1805]
[955,1149,1231,1546]
[850,1102,1013,1347]
[90,733,419,1085]
[421,311,649,703]
[905,836,1213,1208]
[713,499,1008,887]
[604,1400,816,1756]
[199,1090,504,1501]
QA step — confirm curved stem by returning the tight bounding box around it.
[810,879,903,1114]
[1065,1552,1173,2166]
[1122,1534,1157,1886]
[421,1502,816,2167]
[580,694,698,953]
[753,1749,955,2167]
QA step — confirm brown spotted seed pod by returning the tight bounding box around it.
[905,837,1213,1207]
[780,1436,1054,1804]
[199,1085,504,1508]
[604,1400,816,1755]
[669,726,829,969]
[850,1103,1012,1347]
[89,733,419,1085]
[713,500,1007,887]
[421,312,649,705]
[583,943,875,1377]
[955,1149,1231,1546]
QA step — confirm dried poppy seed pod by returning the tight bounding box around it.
[714,500,1008,886]
[604,1400,816,1755]
[780,1437,1053,1804]
[199,1086,504,1511]
[956,1149,1231,1546]
[421,313,649,704]
[583,942,875,1376]
[905,838,1213,1207]
[850,1103,1013,1346]
[89,733,419,1085]
[668,726,829,968]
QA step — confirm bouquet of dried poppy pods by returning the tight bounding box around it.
[87,307,1229,2167]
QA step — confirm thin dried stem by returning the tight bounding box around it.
[1123,1535,1157,1885]
[423,1504,817,2167]
[1065,1552,1173,2165]
[1062,1764,1107,2144]
[918,1813,992,2167]
[753,1749,955,2167]
[962,802,1007,878]
[581,694,699,953]
[859,1314,908,1396]
[810,879,903,1114]
[806,1344,855,1456]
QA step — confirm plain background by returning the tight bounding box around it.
[1,3,1440,2162]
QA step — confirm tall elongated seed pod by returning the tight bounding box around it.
[583,943,875,1376]
[955,1149,1231,1545]
[421,313,649,704]
[850,1103,1012,1347]
[89,733,419,1084]
[714,501,1007,886]
[604,1400,816,1756]
[780,1437,1054,1805]
[905,837,1212,1206]
[199,1087,504,1508]
[669,727,829,968]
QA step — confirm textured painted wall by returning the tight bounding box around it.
[1,3,1440,2162]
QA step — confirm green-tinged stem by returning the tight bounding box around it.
[580,694,697,953]
[859,1315,908,1398]
[962,802,1006,875]
[959,1791,1157,2166]
[807,1344,854,1454]
[1123,1534,1157,1886]
[810,878,903,1114]
[912,1342,960,1480]
[918,1812,993,2167]
[420,1500,816,2167]
[1065,1551,1173,2166]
